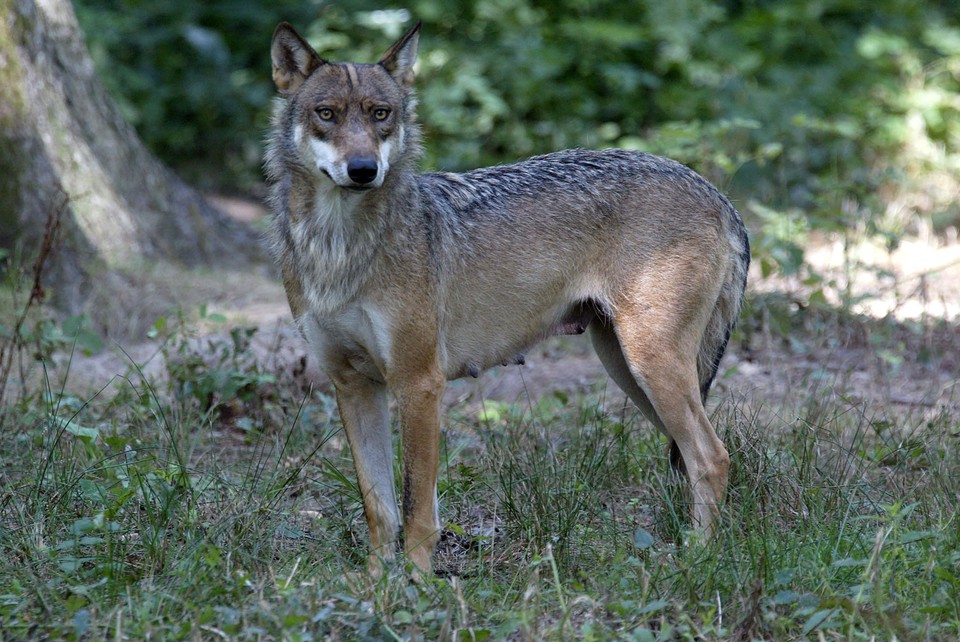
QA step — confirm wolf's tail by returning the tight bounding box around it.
[697,203,750,404]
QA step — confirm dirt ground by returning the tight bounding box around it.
[39,197,959,430]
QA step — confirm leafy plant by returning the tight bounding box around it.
[151,306,275,419]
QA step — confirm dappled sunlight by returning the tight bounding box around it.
[804,237,960,321]
[3,1,960,638]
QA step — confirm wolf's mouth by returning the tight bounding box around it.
[319,168,375,193]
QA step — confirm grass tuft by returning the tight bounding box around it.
[1,308,959,638]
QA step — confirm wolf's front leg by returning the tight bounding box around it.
[391,367,445,576]
[332,369,399,577]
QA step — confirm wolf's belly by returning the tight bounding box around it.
[442,299,598,380]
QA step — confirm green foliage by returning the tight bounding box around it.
[74,0,322,190]
[1,242,103,409]
[74,1,960,251]
[150,306,276,417]
[2,359,959,639]
[484,401,631,568]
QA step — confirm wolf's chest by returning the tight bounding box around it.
[299,302,394,384]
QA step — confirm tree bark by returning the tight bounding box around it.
[0,0,266,325]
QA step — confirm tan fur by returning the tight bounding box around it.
[265,21,750,576]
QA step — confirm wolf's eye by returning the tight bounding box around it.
[373,108,391,121]
[316,108,334,121]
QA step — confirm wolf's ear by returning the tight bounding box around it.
[271,23,325,96]
[378,21,421,88]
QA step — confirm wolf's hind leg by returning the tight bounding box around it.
[606,304,729,534]
[590,321,686,473]
[589,321,661,429]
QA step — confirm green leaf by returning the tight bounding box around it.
[57,556,85,573]
[895,530,937,545]
[802,608,837,635]
[282,614,310,627]
[103,435,131,450]
[63,421,100,442]
[638,600,671,615]
[773,567,796,585]
[73,609,91,637]
[629,627,655,642]
[633,527,654,550]
[477,404,502,424]
[772,590,800,605]
[445,522,467,536]
[61,315,104,354]
[807,288,827,306]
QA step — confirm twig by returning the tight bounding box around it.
[0,193,67,411]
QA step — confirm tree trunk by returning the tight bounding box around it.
[0,0,266,328]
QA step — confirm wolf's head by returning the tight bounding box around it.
[270,22,421,191]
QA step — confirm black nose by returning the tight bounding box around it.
[347,157,378,185]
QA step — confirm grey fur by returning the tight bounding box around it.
[265,21,749,575]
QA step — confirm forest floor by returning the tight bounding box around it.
[4,199,960,640]
[49,197,960,424]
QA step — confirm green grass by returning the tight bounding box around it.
[1,321,959,640]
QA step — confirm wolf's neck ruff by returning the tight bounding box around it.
[292,182,381,313]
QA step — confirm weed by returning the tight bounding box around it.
[1,301,959,638]
[151,306,276,423]
[0,198,69,412]
[485,401,633,571]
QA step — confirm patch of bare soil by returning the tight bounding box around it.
[31,199,960,425]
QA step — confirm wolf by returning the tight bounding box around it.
[265,21,750,577]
